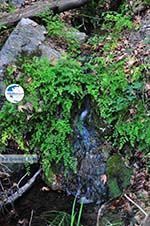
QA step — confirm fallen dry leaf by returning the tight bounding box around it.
[127,57,137,67]
[134,16,142,25]
[100,174,107,184]
[18,102,33,112]
[145,83,150,91]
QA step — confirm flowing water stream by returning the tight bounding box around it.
[63,98,108,204]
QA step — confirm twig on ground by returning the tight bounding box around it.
[96,203,107,226]
[29,209,34,226]
[0,180,4,191]
[124,194,148,217]
[17,172,28,188]
[0,163,13,173]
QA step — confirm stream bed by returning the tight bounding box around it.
[0,177,97,226]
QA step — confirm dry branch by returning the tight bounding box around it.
[124,194,148,217]
[96,203,107,226]
[0,169,42,208]
[29,210,34,226]
[0,0,89,26]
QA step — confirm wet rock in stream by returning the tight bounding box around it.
[65,108,107,204]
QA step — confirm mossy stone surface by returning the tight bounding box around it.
[107,154,132,198]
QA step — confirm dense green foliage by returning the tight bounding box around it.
[38,11,81,53]
[102,11,133,32]
[0,53,149,177]
[0,57,98,177]
[94,57,150,154]
[0,8,149,183]
[86,10,150,159]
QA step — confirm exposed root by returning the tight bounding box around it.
[0,169,42,209]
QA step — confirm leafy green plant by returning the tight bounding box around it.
[87,11,133,53]
[102,11,133,33]
[38,10,80,53]
[87,34,106,49]
[0,2,15,13]
[1,52,149,177]
[37,197,83,226]
[0,24,7,32]
[39,11,65,37]
[93,58,140,123]
[39,211,71,226]
[114,112,150,152]
[71,197,83,226]
[0,56,98,178]
[92,56,150,156]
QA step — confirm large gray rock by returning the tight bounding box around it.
[0,18,61,78]
[0,18,61,98]
[0,18,46,97]
[0,18,46,68]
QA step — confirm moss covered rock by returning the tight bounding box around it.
[107,154,132,198]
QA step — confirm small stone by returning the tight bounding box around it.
[39,44,61,62]
[11,0,25,7]
[71,31,87,44]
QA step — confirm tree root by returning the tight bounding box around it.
[0,168,42,209]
